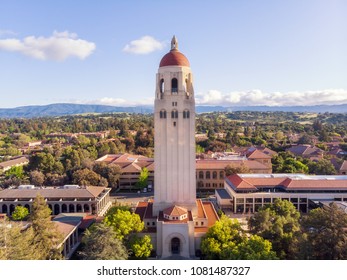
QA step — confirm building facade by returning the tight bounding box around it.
[216,173,347,213]
[0,185,111,217]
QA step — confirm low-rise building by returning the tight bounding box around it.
[0,185,111,217]
[216,173,347,214]
[0,156,29,173]
[286,144,324,161]
[96,153,154,189]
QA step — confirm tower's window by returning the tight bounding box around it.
[160,79,164,94]
[173,122,176,127]
[171,78,178,93]
[183,110,190,119]
[171,110,178,119]
[160,110,167,119]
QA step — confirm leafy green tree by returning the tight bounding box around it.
[5,166,25,179]
[103,208,152,259]
[29,195,63,260]
[12,205,29,221]
[104,209,144,240]
[72,168,108,187]
[308,159,336,175]
[79,223,128,260]
[300,203,347,259]
[248,199,301,259]
[0,219,35,260]
[201,216,276,260]
[136,167,149,190]
[128,235,153,259]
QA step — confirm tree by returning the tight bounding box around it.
[225,163,250,176]
[5,166,25,179]
[11,205,29,221]
[72,168,108,187]
[128,235,153,259]
[201,215,277,260]
[248,199,301,259]
[29,170,45,186]
[93,162,121,188]
[103,209,144,240]
[103,208,152,259]
[0,219,35,260]
[29,195,63,260]
[79,223,128,260]
[300,203,347,259]
[136,167,149,190]
[308,159,336,175]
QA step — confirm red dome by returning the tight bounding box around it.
[159,49,190,67]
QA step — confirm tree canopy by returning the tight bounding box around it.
[300,203,347,259]
[248,199,301,259]
[79,223,128,260]
[201,215,277,260]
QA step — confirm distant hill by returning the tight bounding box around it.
[0,103,347,118]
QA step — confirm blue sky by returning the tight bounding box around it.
[0,0,346,108]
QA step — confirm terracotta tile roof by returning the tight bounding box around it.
[340,160,347,171]
[163,205,187,216]
[227,174,347,192]
[197,199,206,219]
[54,221,78,238]
[135,201,148,220]
[247,150,272,159]
[284,179,347,191]
[121,163,142,173]
[202,202,219,228]
[226,174,257,190]
[0,186,106,199]
[144,202,155,219]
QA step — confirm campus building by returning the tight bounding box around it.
[0,185,111,217]
[216,173,347,213]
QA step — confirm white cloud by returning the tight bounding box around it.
[0,29,17,37]
[196,89,347,106]
[123,36,165,54]
[0,31,96,61]
[73,97,154,107]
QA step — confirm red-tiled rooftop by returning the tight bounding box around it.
[163,205,187,216]
[246,149,272,159]
[226,174,347,192]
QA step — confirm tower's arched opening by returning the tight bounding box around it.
[171,237,180,255]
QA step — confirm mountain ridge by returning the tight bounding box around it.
[0,103,347,118]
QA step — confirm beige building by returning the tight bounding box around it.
[0,185,111,217]
[216,173,347,214]
[0,156,29,173]
[96,153,154,189]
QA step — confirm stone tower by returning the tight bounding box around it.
[153,36,197,216]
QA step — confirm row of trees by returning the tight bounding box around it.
[202,199,347,260]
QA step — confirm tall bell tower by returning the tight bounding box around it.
[153,36,197,216]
